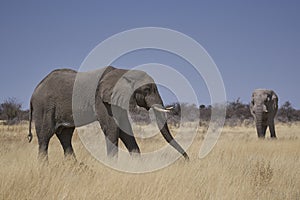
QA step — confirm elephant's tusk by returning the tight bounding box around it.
[263,106,268,113]
[152,105,171,113]
[165,106,174,110]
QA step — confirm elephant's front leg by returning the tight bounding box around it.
[262,125,268,138]
[118,111,140,155]
[104,127,119,157]
[97,113,120,158]
[268,119,277,138]
[256,124,267,138]
[95,102,119,158]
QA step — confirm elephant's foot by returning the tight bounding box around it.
[64,153,77,164]
[182,152,189,161]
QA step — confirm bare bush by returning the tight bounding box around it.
[0,97,24,125]
[277,101,300,123]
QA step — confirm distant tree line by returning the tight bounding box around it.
[130,98,300,126]
[1,97,300,125]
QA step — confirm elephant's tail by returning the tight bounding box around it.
[28,101,33,143]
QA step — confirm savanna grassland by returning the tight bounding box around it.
[0,122,299,200]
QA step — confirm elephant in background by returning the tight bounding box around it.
[28,66,189,161]
[250,89,278,138]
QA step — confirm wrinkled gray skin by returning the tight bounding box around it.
[28,66,189,161]
[250,89,278,138]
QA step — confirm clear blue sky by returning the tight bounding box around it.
[0,0,299,109]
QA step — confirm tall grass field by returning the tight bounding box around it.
[0,122,299,199]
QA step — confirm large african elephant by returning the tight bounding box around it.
[250,89,278,138]
[28,66,189,161]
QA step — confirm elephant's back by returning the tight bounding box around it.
[33,69,77,94]
[31,69,77,109]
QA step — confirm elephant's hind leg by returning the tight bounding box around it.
[34,108,57,162]
[36,125,54,162]
[37,136,51,162]
[56,127,76,160]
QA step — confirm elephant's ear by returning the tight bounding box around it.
[99,69,135,109]
[99,69,154,110]
[271,91,278,110]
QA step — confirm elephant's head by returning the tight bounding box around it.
[99,67,189,159]
[250,89,278,137]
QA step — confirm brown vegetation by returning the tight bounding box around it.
[0,122,299,199]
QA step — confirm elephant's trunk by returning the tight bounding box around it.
[255,106,266,138]
[152,104,189,160]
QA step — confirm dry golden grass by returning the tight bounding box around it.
[0,122,299,199]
